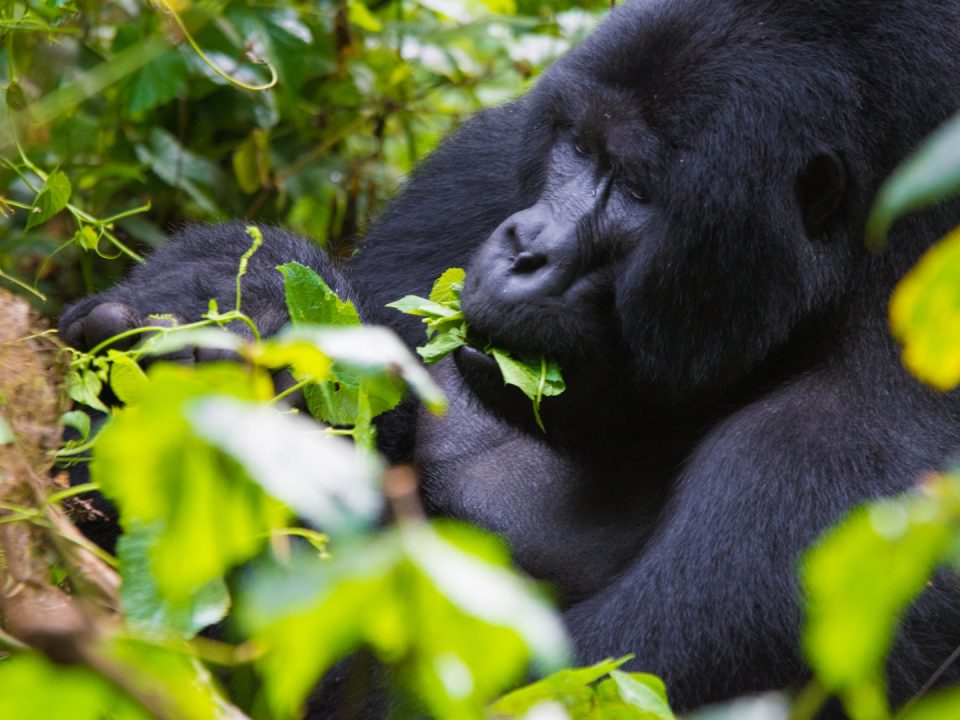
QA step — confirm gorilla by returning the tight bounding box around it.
[59,0,960,714]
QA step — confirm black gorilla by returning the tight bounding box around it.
[61,0,960,713]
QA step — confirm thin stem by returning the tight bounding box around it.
[154,0,278,91]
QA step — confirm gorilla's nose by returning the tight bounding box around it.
[511,251,548,274]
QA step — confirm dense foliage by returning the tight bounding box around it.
[7,2,960,720]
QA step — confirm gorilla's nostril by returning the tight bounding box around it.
[512,251,547,274]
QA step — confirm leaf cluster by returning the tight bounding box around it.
[388,268,565,430]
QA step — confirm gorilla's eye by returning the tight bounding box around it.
[627,183,650,204]
[573,137,590,156]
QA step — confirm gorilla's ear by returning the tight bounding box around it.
[795,150,847,237]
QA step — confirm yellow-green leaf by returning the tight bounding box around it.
[890,225,960,389]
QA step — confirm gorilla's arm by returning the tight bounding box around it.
[562,365,960,712]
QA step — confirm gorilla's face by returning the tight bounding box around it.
[460,11,855,419]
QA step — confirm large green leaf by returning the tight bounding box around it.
[187,396,383,534]
[802,482,959,719]
[92,363,280,605]
[239,521,568,719]
[0,653,148,720]
[118,522,231,639]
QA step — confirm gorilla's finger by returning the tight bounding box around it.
[80,302,142,351]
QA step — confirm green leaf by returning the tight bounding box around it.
[92,363,280,604]
[0,653,149,720]
[65,368,109,413]
[802,482,958,717]
[118,522,231,638]
[26,169,71,230]
[94,635,242,720]
[61,409,91,442]
[278,261,361,326]
[187,396,383,534]
[868,110,960,245]
[278,325,447,413]
[490,349,565,431]
[417,326,466,364]
[240,521,568,719]
[899,686,960,720]
[889,225,960,389]
[492,657,633,714]
[126,51,188,114]
[609,671,675,719]
[348,1,383,32]
[108,351,150,405]
[428,267,466,305]
[75,225,100,252]
[386,295,459,319]
[492,658,677,719]
[232,129,271,194]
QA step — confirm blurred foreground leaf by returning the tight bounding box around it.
[493,657,675,719]
[0,653,148,720]
[188,396,383,534]
[889,225,960,389]
[802,477,960,718]
[92,363,280,605]
[118,522,231,639]
[868,111,960,244]
[240,521,568,719]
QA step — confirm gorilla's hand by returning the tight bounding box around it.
[59,223,347,358]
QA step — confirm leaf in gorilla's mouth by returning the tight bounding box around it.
[386,268,565,431]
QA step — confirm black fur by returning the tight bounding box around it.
[60,0,960,714]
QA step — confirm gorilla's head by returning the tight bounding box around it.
[458,0,958,423]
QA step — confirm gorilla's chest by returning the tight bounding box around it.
[414,362,666,604]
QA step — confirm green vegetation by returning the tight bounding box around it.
[388,267,565,430]
[7,2,960,719]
